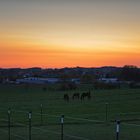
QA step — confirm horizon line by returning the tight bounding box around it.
[0,65,139,69]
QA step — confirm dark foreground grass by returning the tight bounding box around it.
[0,84,140,140]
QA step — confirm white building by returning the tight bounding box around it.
[16,77,59,84]
[98,78,118,83]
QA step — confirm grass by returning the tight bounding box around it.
[0,84,140,140]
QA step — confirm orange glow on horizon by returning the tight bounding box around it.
[0,39,140,68]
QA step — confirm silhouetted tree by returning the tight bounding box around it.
[120,65,140,82]
[81,74,96,84]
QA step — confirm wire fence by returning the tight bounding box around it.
[0,107,140,140]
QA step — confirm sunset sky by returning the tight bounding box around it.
[0,0,140,68]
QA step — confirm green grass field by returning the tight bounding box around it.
[0,84,140,140]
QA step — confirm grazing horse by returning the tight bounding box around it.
[72,93,80,100]
[81,91,91,100]
[63,94,69,102]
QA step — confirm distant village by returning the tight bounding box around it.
[0,65,140,89]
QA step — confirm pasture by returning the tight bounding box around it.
[0,84,140,140]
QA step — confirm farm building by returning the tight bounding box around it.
[16,77,60,84]
[98,78,119,83]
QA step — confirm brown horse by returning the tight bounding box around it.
[63,94,69,102]
[72,93,80,100]
[81,91,91,100]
